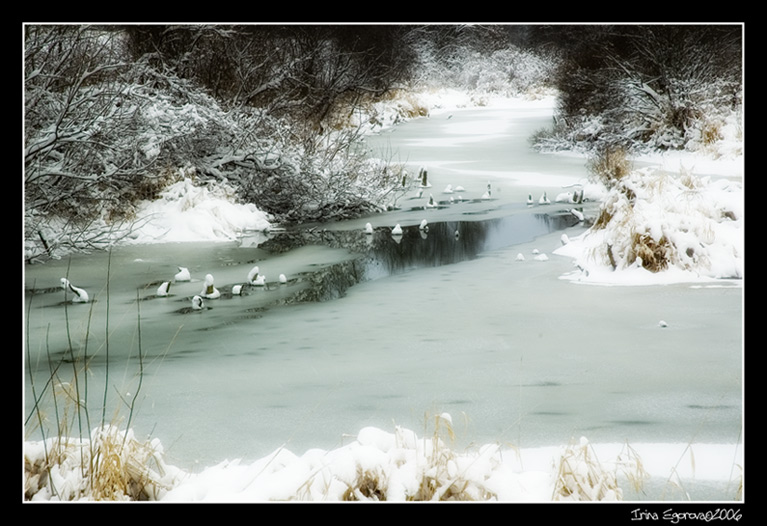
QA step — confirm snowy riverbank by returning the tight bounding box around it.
[124,89,744,288]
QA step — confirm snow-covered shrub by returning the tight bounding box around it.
[406,413,496,501]
[458,47,560,98]
[24,425,183,501]
[538,83,741,156]
[331,413,497,501]
[685,104,743,159]
[134,83,229,163]
[558,166,743,282]
[407,29,560,100]
[214,117,407,224]
[24,37,240,257]
[604,76,741,153]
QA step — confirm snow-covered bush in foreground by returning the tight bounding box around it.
[24,425,185,501]
[25,418,646,502]
[556,166,743,285]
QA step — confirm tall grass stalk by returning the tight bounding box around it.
[101,248,111,428]
[658,400,743,501]
[63,258,92,446]
[24,282,58,498]
[63,257,98,487]
[123,287,144,444]
[552,437,624,501]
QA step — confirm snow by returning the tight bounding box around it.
[24,91,744,503]
[123,173,272,244]
[555,168,743,287]
[24,422,743,502]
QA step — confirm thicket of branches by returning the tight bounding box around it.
[403,25,561,96]
[23,26,404,257]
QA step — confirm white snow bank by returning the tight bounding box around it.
[414,87,559,115]
[555,167,743,286]
[124,176,272,244]
[24,422,742,502]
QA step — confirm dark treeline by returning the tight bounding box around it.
[23,24,742,259]
[115,24,553,122]
[528,24,742,151]
[120,25,419,124]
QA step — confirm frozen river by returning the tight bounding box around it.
[23,101,742,500]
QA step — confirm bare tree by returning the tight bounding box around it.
[25,26,142,257]
[25,27,148,209]
[23,25,228,259]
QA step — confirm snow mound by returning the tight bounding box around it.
[555,167,743,286]
[126,177,272,244]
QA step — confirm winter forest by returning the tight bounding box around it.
[24,24,742,259]
[23,24,744,505]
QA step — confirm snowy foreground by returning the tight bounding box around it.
[23,91,744,503]
[24,419,743,502]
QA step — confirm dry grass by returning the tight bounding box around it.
[24,425,172,501]
[699,121,724,147]
[341,466,389,501]
[307,419,658,502]
[591,227,671,273]
[323,89,429,132]
[399,92,431,119]
[409,413,496,502]
[552,438,648,501]
[616,442,651,494]
[631,232,670,272]
[552,438,619,501]
[587,146,633,189]
[338,413,497,502]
